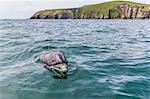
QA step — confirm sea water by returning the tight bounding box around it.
[0,19,150,99]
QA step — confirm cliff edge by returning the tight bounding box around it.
[30,1,150,19]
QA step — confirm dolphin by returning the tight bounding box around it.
[40,51,68,76]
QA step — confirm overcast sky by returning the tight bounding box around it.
[0,0,150,19]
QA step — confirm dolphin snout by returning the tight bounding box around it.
[57,63,68,72]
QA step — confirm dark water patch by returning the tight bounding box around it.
[34,39,54,44]
[94,28,119,33]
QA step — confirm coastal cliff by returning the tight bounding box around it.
[30,1,150,19]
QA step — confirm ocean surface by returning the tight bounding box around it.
[0,19,150,99]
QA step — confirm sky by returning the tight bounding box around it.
[0,0,150,19]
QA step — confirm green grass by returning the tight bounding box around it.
[79,1,150,16]
[109,9,121,18]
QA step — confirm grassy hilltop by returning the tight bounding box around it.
[30,1,150,19]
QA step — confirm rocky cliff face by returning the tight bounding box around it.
[30,9,78,19]
[30,2,150,19]
[118,3,150,19]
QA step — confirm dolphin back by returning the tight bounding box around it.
[40,52,67,66]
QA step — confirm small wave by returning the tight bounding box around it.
[94,28,119,33]
[97,75,146,84]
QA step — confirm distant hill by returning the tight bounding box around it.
[30,1,150,19]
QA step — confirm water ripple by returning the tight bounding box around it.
[0,19,150,99]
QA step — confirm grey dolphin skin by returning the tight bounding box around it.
[40,51,68,76]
